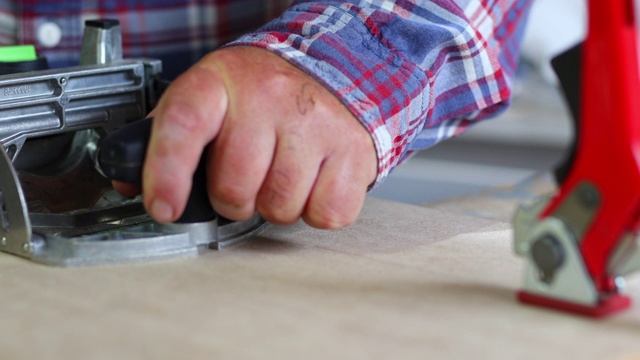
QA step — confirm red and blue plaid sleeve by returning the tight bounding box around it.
[0,0,532,187]
[229,0,533,186]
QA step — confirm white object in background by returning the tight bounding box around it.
[520,0,587,84]
[37,21,62,48]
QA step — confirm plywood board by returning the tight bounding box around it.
[0,197,639,359]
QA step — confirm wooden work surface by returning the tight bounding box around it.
[1,196,640,359]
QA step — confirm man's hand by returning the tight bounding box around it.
[128,46,377,229]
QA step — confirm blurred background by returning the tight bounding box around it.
[369,0,586,211]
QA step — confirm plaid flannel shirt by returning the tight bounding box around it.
[0,0,532,186]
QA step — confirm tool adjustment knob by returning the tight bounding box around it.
[531,234,566,283]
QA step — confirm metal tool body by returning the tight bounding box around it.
[0,20,267,266]
[514,0,640,316]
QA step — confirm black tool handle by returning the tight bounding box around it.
[98,118,216,223]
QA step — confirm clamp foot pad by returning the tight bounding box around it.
[517,291,631,318]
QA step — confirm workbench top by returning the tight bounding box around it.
[1,196,639,359]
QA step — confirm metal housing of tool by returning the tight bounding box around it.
[0,20,267,266]
[513,0,640,316]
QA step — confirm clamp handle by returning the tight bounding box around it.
[98,118,216,223]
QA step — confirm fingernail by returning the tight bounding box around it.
[150,199,174,223]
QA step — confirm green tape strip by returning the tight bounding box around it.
[0,45,38,62]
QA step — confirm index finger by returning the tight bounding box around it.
[142,59,229,222]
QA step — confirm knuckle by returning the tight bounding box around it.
[304,183,365,229]
[159,101,204,138]
[147,178,183,204]
[211,182,253,209]
[265,70,296,90]
[258,68,302,98]
[256,169,304,224]
[257,200,299,225]
[265,169,297,202]
[304,202,357,230]
[305,211,353,230]
[258,207,299,226]
[158,67,223,139]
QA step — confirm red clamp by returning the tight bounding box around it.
[513,0,640,317]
